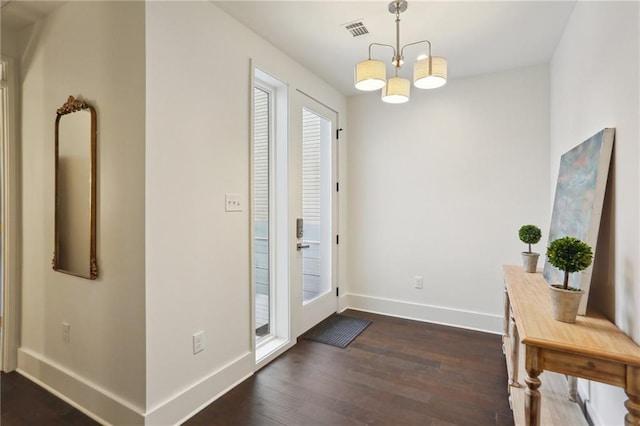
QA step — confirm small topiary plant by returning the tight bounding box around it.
[546,236,593,290]
[519,225,541,253]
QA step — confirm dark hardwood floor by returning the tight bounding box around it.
[184,310,514,426]
[1,310,514,426]
[1,370,99,426]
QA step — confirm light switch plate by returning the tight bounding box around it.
[193,331,205,354]
[225,193,243,212]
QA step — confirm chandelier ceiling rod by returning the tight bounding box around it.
[392,1,403,69]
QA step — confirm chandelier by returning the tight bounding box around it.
[354,0,447,104]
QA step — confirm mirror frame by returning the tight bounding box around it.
[52,95,98,279]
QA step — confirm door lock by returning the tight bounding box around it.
[296,218,304,239]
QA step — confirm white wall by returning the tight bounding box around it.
[144,2,347,424]
[550,2,639,425]
[346,65,550,332]
[2,25,19,58]
[17,2,146,424]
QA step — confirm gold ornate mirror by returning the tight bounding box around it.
[53,96,98,279]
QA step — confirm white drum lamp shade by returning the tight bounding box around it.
[354,59,387,91]
[381,77,410,103]
[413,56,447,89]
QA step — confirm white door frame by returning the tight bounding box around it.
[1,55,20,372]
[252,65,293,367]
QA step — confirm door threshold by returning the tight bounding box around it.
[255,337,290,368]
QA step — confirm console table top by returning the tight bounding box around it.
[503,264,640,366]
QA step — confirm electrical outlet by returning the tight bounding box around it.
[193,331,205,354]
[62,322,70,343]
[415,276,423,289]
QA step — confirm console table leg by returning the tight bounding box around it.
[626,366,640,426]
[525,368,542,426]
[509,320,520,388]
[503,285,510,338]
[514,346,542,426]
[625,395,640,426]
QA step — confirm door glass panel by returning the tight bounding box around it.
[253,87,270,339]
[302,108,331,304]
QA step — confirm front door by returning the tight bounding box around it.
[290,91,338,337]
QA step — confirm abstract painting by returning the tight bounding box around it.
[544,128,615,315]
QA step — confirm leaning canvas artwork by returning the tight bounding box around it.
[544,128,615,315]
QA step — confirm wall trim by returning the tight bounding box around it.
[18,348,145,425]
[337,293,349,313]
[1,54,20,372]
[344,293,503,334]
[144,351,254,426]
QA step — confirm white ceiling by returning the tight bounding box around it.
[215,1,577,96]
[1,1,577,96]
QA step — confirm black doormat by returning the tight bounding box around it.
[303,314,372,348]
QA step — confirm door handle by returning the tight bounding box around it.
[296,243,310,251]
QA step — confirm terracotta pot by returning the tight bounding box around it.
[549,285,583,323]
[521,252,540,273]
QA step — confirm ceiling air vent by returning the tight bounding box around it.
[344,21,369,37]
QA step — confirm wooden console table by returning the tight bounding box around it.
[502,265,640,426]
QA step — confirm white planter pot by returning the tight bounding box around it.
[521,252,540,273]
[549,285,584,323]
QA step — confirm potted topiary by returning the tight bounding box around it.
[545,236,593,323]
[519,225,542,273]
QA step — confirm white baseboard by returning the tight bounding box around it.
[337,293,350,313]
[144,351,254,426]
[18,348,145,425]
[18,347,256,426]
[343,293,503,334]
